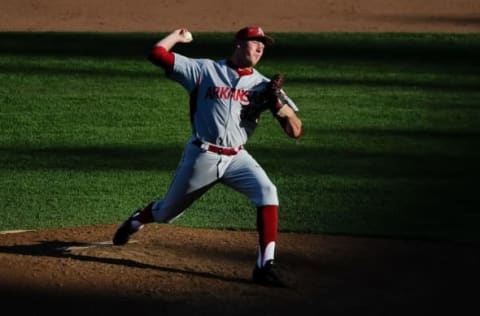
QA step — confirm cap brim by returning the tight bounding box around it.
[262,36,275,45]
[251,36,274,46]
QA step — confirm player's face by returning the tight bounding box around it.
[242,40,265,67]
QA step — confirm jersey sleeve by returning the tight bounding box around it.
[148,46,174,71]
[168,53,207,94]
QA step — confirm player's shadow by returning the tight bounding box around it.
[0,240,253,285]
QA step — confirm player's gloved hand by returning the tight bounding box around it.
[242,73,297,123]
[245,73,285,112]
[266,73,289,115]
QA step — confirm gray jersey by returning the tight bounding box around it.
[169,53,269,148]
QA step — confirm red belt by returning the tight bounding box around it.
[193,139,243,156]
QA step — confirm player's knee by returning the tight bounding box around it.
[264,182,277,197]
[256,182,278,205]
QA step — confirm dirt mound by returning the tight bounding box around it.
[1,224,479,315]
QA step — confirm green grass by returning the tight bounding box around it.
[1,32,479,242]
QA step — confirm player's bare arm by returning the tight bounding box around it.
[148,28,193,69]
[276,105,303,139]
[262,73,303,139]
[154,28,193,51]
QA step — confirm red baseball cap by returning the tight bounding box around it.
[234,26,274,45]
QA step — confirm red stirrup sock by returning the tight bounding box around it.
[256,205,279,268]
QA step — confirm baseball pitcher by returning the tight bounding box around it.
[113,26,303,287]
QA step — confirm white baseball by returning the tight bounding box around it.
[183,31,193,41]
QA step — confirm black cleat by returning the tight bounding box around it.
[112,209,143,246]
[252,260,286,287]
